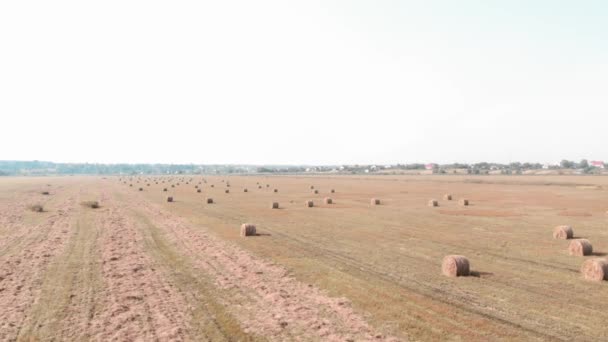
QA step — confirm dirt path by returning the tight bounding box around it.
[123,191,395,341]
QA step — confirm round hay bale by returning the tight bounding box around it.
[271,202,279,209]
[197,189,201,193]
[167,197,173,203]
[324,197,333,204]
[206,198,213,204]
[240,223,256,237]
[195,185,198,188]
[163,188,168,192]
[331,189,335,193]
[569,239,593,256]
[273,189,278,193]
[310,185,314,189]
[258,185,262,189]
[211,184,214,188]
[581,258,608,281]
[306,200,314,208]
[225,189,230,194]
[171,185,175,188]
[428,199,438,207]
[459,199,469,206]
[266,184,270,188]
[139,188,143,191]
[371,198,380,205]
[313,189,319,194]
[444,194,452,200]
[553,225,574,239]
[442,255,470,277]
[129,184,133,187]
[243,188,248,192]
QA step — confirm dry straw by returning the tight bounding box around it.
[568,239,592,256]
[553,225,574,239]
[240,223,256,237]
[442,255,470,277]
[581,258,608,281]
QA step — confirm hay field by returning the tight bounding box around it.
[2,175,608,341]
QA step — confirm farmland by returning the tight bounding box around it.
[1,175,608,341]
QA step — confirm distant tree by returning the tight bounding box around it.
[579,159,589,169]
[560,160,575,169]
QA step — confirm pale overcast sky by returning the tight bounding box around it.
[1,1,606,165]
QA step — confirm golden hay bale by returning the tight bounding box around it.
[459,199,469,206]
[167,197,173,202]
[444,194,452,200]
[266,184,270,188]
[306,200,314,208]
[313,189,319,194]
[324,197,333,204]
[553,225,574,239]
[331,189,335,193]
[81,201,100,209]
[428,199,438,207]
[442,255,470,277]
[195,185,198,188]
[225,189,230,194]
[197,189,201,193]
[240,223,256,237]
[211,184,215,188]
[271,202,279,209]
[171,185,175,188]
[581,258,608,281]
[28,204,44,212]
[273,189,278,193]
[310,185,315,189]
[243,188,248,192]
[129,184,133,187]
[139,188,143,191]
[206,198,213,204]
[163,188,168,192]
[568,239,592,256]
[371,198,380,205]
[258,185,262,189]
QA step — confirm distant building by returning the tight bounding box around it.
[425,163,437,170]
[590,161,605,169]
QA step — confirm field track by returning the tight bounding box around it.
[2,175,608,341]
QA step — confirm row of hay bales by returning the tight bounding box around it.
[428,194,469,207]
[553,225,608,281]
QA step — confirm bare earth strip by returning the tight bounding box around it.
[123,191,396,341]
[0,194,78,340]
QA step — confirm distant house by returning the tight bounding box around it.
[590,161,605,169]
[425,163,437,170]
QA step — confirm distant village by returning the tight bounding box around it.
[0,159,605,176]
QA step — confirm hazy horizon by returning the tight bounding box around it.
[2,1,607,165]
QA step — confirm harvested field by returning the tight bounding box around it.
[2,174,608,341]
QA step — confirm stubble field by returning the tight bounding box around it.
[1,174,608,341]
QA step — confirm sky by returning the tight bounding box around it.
[1,1,607,165]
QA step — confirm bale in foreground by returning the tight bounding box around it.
[553,225,574,239]
[569,239,592,256]
[581,259,608,281]
[442,255,470,277]
[81,201,100,209]
[240,223,256,237]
